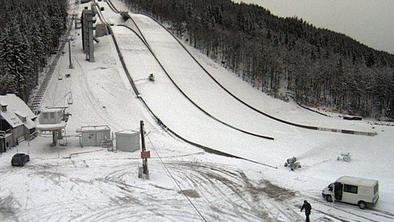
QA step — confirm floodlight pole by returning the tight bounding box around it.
[68,40,74,69]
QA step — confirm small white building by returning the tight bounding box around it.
[0,94,36,152]
[115,130,140,152]
[78,125,111,147]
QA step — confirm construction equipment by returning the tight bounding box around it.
[337,153,351,162]
[148,73,155,82]
[284,157,301,171]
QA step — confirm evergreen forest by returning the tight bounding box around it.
[0,0,68,101]
[124,0,394,119]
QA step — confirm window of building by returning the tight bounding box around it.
[343,184,358,194]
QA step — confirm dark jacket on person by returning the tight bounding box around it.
[301,201,312,215]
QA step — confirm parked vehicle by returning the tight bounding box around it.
[11,153,30,167]
[322,176,379,209]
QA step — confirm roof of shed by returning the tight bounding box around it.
[0,94,36,129]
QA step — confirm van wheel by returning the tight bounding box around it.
[325,195,333,202]
[358,201,367,209]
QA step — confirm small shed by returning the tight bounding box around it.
[78,125,111,147]
[115,130,140,152]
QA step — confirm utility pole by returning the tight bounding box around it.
[68,39,74,69]
[59,36,74,69]
[139,120,150,179]
[68,15,75,69]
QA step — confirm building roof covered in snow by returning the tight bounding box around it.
[77,125,111,133]
[0,94,36,129]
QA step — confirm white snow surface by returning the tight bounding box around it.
[0,0,393,221]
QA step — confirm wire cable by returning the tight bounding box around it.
[146,135,207,222]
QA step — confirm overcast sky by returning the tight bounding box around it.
[232,0,394,54]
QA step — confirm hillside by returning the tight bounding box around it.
[0,0,67,101]
[123,0,394,119]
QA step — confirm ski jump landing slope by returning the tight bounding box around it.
[112,26,280,166]
[128,15,377,136]
[111,20,376,168]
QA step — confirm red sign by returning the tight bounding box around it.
[141,151,151,159]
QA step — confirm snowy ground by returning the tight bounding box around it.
[1,0,394,221]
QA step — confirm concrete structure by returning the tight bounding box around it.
[78,125,111,147]
[0,94,37,152]
[115,130,140,152]
[81,7,96,62]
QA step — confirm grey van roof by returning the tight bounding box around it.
[336,176,378,187]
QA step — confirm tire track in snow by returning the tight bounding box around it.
[292,193,393,222]
[74,58,123,131]
[166,161,300,221]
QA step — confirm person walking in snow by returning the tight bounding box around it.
[300,200,312,222]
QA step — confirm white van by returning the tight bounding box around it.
[322,176,379,209]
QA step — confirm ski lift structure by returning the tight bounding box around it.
[65,91,73,105]
[36,106,71,146]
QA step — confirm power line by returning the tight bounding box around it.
[146,135,207,222]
